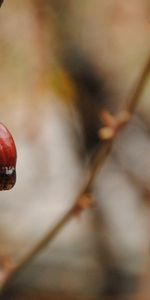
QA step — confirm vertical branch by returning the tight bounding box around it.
[127,56,150,114]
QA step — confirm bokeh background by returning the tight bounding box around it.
[0,1,150,299]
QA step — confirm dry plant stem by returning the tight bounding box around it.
[2,54,150,292]
[126,56,150,114]
[1,140,112,291]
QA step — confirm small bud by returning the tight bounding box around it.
[100,110,118,129]
[99,127,115,140]
[116,110,131,125]
[0,123,17,190]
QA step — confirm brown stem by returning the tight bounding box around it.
[126,55,150,114]
[1,54,150,292]
[1,140,112,291]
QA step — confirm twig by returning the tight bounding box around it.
[1,54,150,292]
[126,56,150,114]
[0,140,112,291]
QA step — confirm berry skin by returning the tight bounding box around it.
[0,123,17,190]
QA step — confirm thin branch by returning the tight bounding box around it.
[0,141,112,291]
[126,56,150,114]
[1,54,150,292]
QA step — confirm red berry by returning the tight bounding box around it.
[0,123,17,190]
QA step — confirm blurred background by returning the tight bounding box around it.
[0,0,150,299]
